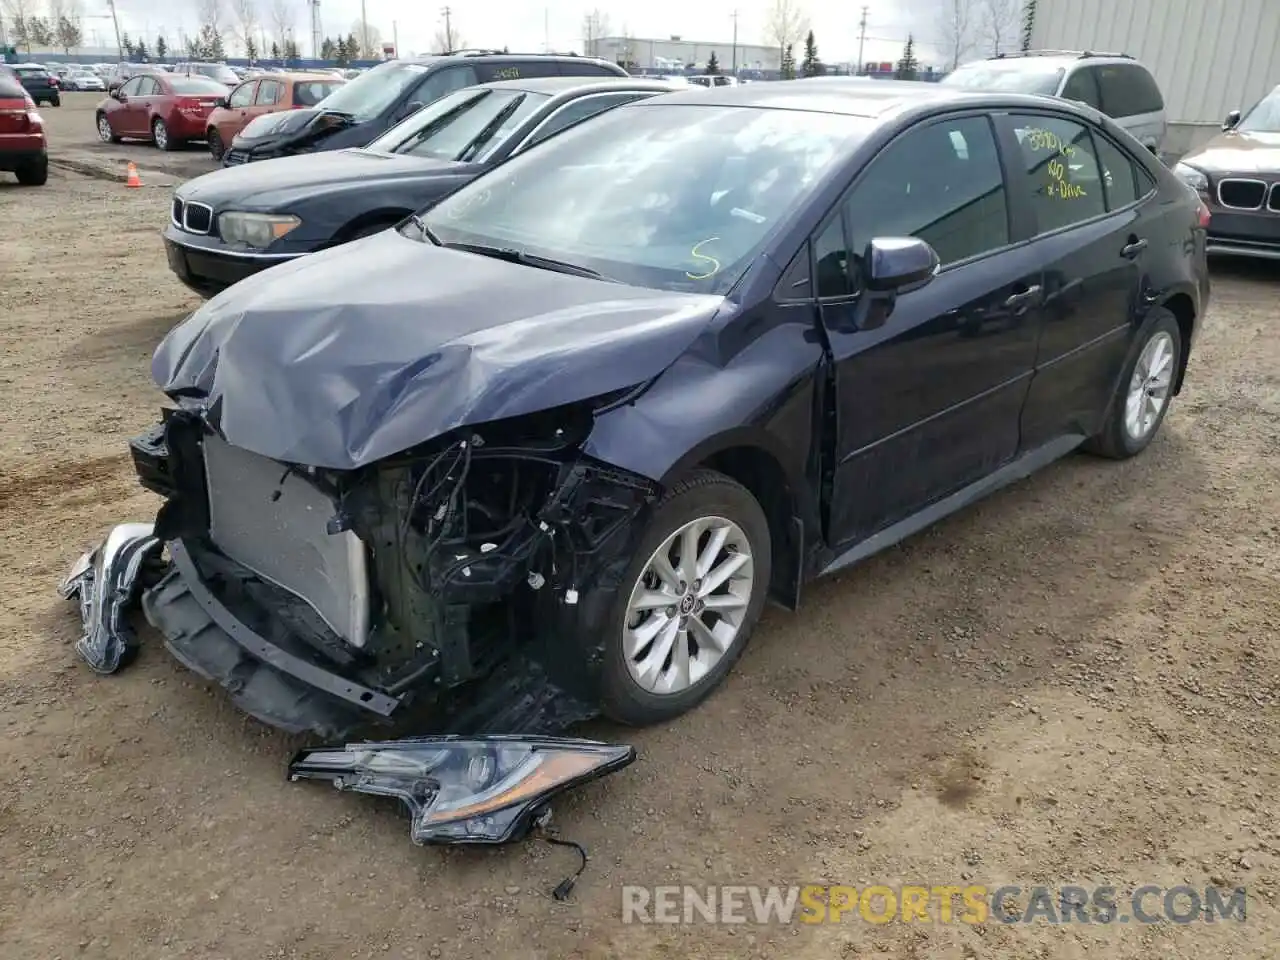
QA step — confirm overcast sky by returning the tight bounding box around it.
[85,0,948,67]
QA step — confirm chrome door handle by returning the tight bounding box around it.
[1003,284,1042,309]
[1121,238,1148,258]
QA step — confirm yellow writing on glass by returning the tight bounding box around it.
[1040,140,1087,200]
[686,238,722,280]
[1024,128,1077,158]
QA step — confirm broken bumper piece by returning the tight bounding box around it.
[58,522,163,674]
[289,736,636,845]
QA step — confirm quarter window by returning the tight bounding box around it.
[1060,68,1102,109]
[1093,134,1149,209]
[1096,64,1164,118]
[1010,115,1107,233]
[814,216,853,298]
[844,115,1009,272]
[521,93,651,150]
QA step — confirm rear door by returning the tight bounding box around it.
[1001,111,1156,447]
[395,64,480,123]
[820,112,1044,545]
[1095,63,1166,151]
[475,60,558,82]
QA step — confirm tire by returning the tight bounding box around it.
[598,469,771,726]
[96,113,119,143]
[1084,308,1182,460]
[15,154,48,186]
[207,128,225,161]
[50,95,60,107]
[152,117,177,151]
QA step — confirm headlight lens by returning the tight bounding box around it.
[217,211,300,248]
[1173,162,1209,194]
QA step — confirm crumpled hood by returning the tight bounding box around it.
[153,230,725,469]
[179,148,468,208]
[1182,130,1280,173]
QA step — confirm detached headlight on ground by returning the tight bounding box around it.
[218,211,300,248]
[1173,162,1209,195]
[289,736,637,845]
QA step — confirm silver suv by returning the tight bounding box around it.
[941,51,1167,154]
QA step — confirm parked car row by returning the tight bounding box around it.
[71,65,1211,744]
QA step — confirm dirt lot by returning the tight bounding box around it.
[1,95,1278,960]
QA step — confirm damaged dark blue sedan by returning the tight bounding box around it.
[66,79,1210,748]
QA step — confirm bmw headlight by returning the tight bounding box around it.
[1173,162,1209,195]
[217,211,300,249]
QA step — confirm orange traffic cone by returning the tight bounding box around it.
[125,162,142,188]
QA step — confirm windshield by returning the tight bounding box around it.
[941,63,1064,96]
[368,87,551,162]
[191,64,239,84]
[1239,87,1280,132]
[170,75,230,95]
[315,60,433,119]
[421,103,870,294]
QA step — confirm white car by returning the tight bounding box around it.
[65,69,106,91]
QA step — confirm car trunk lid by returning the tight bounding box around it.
[0,97,32,134]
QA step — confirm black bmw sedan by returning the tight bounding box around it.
[163,76,682,297]
[91,79,1209,738]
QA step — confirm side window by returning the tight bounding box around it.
[843,115,1010,269]
[255,80,282,105]
[814,215,853,298]
[1096,64,1164,118]
[1009,114,1107,233]
[120,77,143,96]
[521,93,650,150]
[136,77,159,96]
[229,81,257,108]
[408,65,480,107]
[1060,68,1102,109]
[1093,133,1147,209]
[555,61,620,77]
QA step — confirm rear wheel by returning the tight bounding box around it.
[15,154,48,186]
[49,94,60,107]
[207,128,225,161]
[152,117,177,151]
[1084,308,1182,460]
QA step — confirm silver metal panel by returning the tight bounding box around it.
[202,433,370,647]
[1030,0,1280,126]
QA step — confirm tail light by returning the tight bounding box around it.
[1196,200,1211,229]
[48,76,59,87]
[0,98,31,134]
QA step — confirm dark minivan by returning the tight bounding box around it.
[222,51,629,165]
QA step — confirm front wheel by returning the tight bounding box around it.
[207,128,224,161]
[599,469,771,726]
[152,117,176,151]
[1084,308,1182,459]
[96,113,119,143]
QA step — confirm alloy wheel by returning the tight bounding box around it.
[622,516,755,695]
[1124,330,1175,441]
[153,120,168,150]
[97,115,112,142]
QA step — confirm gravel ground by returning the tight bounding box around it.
[1,96,1278,960]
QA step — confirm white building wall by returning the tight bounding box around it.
[1031,0,1280,153]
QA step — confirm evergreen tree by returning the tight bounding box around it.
[156,35,168,60]
[705,51,719,74]
[197,24,225,60]
[780,42,796,80]
[801,29,823,76]
[345,31,361,60]
[895,35,919,80]
[1021,0,1036,51]
[121,32,133,58]
[134,38,149,61]
[335,36,349,66]
[184,34,200,58]
[320,36,336,61]
[245,35,257,63]
[270,40,280,60]
[283,38,300,60]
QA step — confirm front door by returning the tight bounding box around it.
[819,113,1044,546]
[224,79,258,137]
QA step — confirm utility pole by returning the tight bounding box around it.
[440,6,452,53]
[730,10,738,75]
[106,0,124,60]
[544,8,549,53]
[856,6,868,76]
[392,19,398,57]
[360,0,368,59]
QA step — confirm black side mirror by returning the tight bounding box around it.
[112,88,126,101]
[1224,109,1241,131]
[217,97,229,108]
[863,236,939,294]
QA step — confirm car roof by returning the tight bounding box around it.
[402,53,618,68]
[644,76,997,116]
[480,76,683,96]
[956,52,1140,70]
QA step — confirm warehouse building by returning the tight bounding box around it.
[592,35,781,72]
[1028,0,1280,154]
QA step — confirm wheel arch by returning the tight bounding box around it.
[1157,291,1196,394]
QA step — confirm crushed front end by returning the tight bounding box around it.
[80,402,657,738]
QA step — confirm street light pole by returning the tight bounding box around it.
[106,0,125,60]
[730,10,738,75]
[360,0,368,59]
[856,6,868,76]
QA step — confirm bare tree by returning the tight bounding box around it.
[231,0,257,59]
[979,0,1022,56]
[267,0,292,49]
[764,0,808,69]
[937,0,977,70]
[197,0,224,38]
[2,0,35,52]
[350,17,380,58]
[432,8,462,53]
[581,9,610,57]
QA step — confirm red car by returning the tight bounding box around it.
[0,72,47,185]
[95,72,230,151]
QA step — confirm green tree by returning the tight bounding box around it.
[134,38,149,61]
[705,51,719,74]
[1020,0,1036,51]
[245,35,257,62]
[334,36,349,65]
[345,31,360,60]
[269,40,279,59]
[120,31,133,57]
[319,36,335,60]
[895,34,919,80]
[282,38,300,60]
[155,35,168,60]
[800,29,823,76]
[198,24,225,59]
[184,34,200,57]
[779,42,796,79]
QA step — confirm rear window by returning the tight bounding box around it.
[1095,63,1164,118]
[169,76,230,95]
[293,81,339,106]
[0,75,27,99]
[558,61,627,78]
[941,62,1064,96]
[15,66,50,77]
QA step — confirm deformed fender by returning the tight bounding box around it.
[582,308,825,509]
